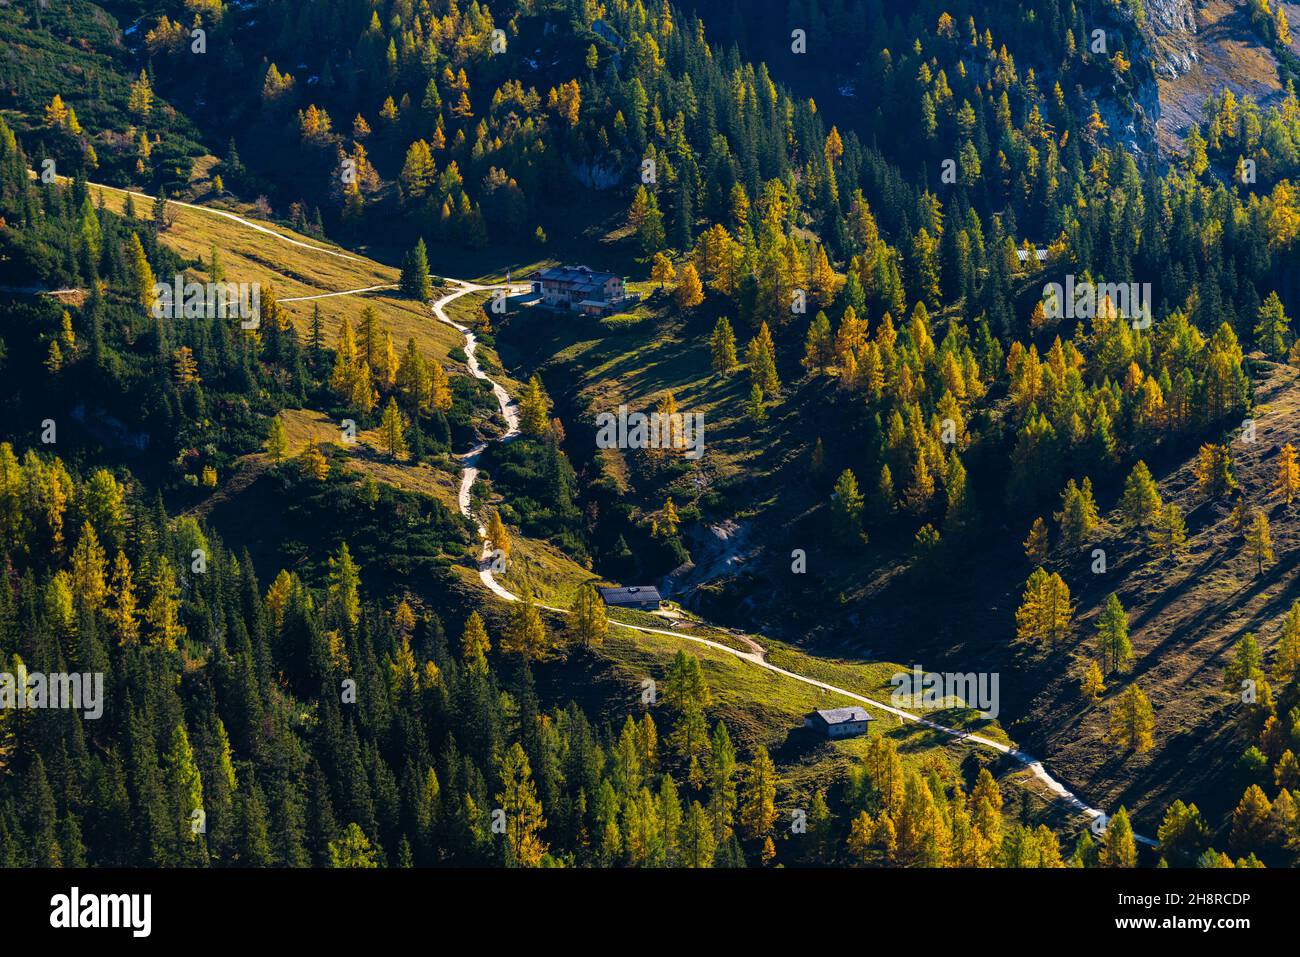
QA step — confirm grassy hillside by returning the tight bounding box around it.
[1028,359,1300,828]
[191,407,466,517]
[487,593,1076,841]
[89,186,1059,847]
[87,183,471,368]
[519,284,1300,841]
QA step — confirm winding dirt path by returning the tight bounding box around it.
[81,180,368,263]
[430,281,1156,848]
[69,176,1154,850]
[432,280,528,600]
[280,284,399,303]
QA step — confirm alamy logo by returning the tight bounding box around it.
[152,276,261,329]
[890,665,1000,719]
[0,665,103,719]
[1042,275,1151,329]
[50,887,151,938]
[595,404,705,460]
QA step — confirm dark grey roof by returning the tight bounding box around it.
[598,585,662,604]
[812,707,872,724]
[536,265,620,286]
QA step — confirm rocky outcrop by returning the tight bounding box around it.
[1098,0,1203,156]
[1138,0,1290,153]
[659,520,757,608]
[1143,0,1200,79]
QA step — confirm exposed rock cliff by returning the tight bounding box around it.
[1134,0,1291,153]
[1084,1,1169,160]
[1144,0,1200,80]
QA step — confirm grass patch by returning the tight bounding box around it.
[278,408,461,512]
[498,535,596,608]
[89,183,468,367]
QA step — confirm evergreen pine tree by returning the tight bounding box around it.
[710,317,737,374]
[831,468,865,543]
[1096,593,1133,674]
[1119,460,1162,527]
[569,582,608,648]
[380,397,408,457]
[401,239,435,300]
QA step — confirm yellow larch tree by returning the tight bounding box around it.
[70,521,108,614]
[145,555,186,651]
[674,262,704,310]
[108,551,140,647]
[1276,442,1299,506]
[486,509,510,561]
[461,610,491,671]
[429,359,453,413]
[299,442,330,481]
